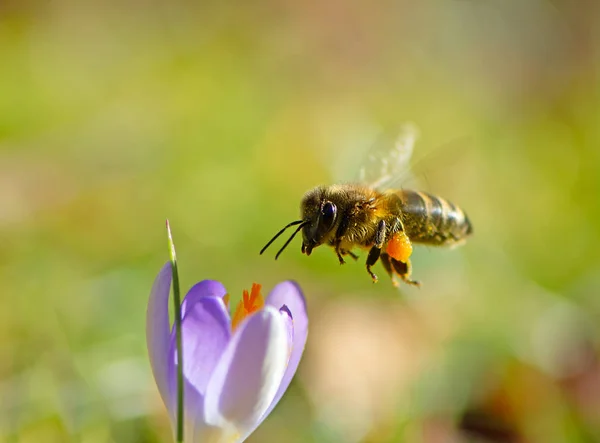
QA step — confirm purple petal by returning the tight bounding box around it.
[181,280,228,319]
[166,295,232,440]
[263,281,308,417]
[181,373,206,441]
[178,296,231,397]
[146,263,174,417]
[204,307,289,438]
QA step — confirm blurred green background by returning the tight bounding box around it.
[2,1,600,442]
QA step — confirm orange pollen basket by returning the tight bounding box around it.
[231,283,265,331]
[386,231,413,263]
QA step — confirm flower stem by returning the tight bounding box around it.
[166,220,184,442]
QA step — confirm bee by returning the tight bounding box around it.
[260,124,473,286]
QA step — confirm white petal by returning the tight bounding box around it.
[203,307,289,439]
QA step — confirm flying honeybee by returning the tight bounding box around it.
[260,124,473,286]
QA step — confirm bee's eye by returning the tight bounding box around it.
[321,202,337,228]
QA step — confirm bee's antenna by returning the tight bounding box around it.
[275,221,308,260]
[260,220,305,255]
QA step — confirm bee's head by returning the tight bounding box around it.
[259,186,340,260]
[300,186,339,256]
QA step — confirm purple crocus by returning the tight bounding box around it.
[147,263,308,442]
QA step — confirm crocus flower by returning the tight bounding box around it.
[147,263,308,442]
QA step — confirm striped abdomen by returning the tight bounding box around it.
[394,189,472,246]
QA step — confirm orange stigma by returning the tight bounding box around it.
[231,283,265,331]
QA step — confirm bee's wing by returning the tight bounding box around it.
[356,122,420,190]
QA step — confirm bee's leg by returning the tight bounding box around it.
[334,211,352,265]
[366,248,380,282]
[343,250,359,261]
[366,220,386,283]
[338,249,358,262]
[379,252,399,287]
[334,244,348,265]
[335,248,344,264]
[390,258,421,287]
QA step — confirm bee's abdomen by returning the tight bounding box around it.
[395,190,472,246]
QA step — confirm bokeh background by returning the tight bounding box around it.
[2,1,600,442]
